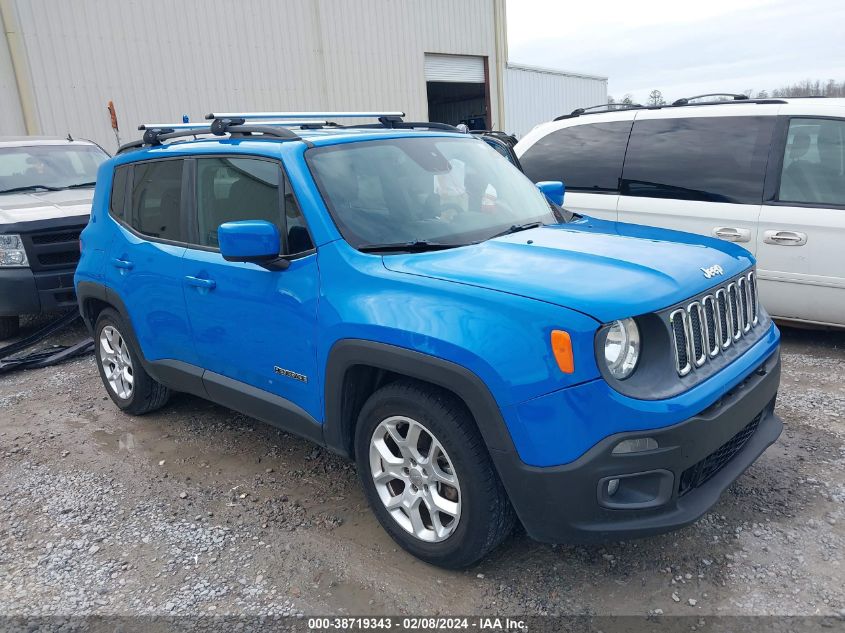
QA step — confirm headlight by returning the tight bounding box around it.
[0,234,28,267]
[603,318,640,380]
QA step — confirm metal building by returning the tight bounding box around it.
[505,63,608,138]
[0,0,604,151]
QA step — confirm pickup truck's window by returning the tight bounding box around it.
[622,116,775,204]
[0,144,108,194]
[307,137,557,248]
[129,160,185,242]
[779,118,845,207]
[519,121,632,193]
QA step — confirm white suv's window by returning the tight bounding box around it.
[779,118,845,206]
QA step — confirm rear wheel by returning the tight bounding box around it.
[0,315,19,340]
[94,308,170,415]
[355,380,515,568]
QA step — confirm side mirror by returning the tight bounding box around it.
[536,181,565,206]
[218,220,289,271]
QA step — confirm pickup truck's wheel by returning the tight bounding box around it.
[355,380,515,568]
[94,308,170,415]
[0,315,19,340]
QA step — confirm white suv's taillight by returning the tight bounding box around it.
[0,234,28,267]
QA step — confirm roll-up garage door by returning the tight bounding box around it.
[424,54,485,83]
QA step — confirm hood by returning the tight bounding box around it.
[382,217,754,323]
[0,188,94,226]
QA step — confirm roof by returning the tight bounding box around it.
[506,62,608,82]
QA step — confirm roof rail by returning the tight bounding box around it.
[672,93,748,106]
[554,102,644,121]
[205,111,405,120]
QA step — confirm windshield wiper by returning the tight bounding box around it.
[0,184,63,194]
[487,221,544,240]
[64,181,97,189]
[358,240,463,253]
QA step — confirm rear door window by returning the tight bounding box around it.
[519,121,633,193]
[622,116,775,204]
[778,118,845,207]
[128,160,186,242]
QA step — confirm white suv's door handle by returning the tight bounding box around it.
[712,227,751,242]
[763,230,807,246]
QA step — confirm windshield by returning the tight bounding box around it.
[307,136,560,249]
[0,144,108,193]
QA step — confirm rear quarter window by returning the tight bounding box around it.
[109,165,129,220]
[519,121,633,193]
[621,116,776,204]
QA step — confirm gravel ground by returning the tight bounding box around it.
[0,315,843,618]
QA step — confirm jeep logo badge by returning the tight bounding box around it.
[701,264,724,279]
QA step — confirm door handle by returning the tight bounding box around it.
[184,275,216,290]
[712,227,751,243]
[763,230,807,246]
[110,257,134,270]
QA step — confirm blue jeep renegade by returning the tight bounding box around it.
[75,112,782,568]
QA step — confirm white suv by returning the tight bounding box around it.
[515,96,845,329]
[0,137,109,338]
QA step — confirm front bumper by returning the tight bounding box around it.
[491,348,782,544]
[0,267,78,317]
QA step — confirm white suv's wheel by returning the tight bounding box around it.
[356,380,515,568]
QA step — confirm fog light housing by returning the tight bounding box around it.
[597,470,674,510]
[612,437,658,454]
[606,478,620,496]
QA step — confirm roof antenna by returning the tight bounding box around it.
[66,133,73,142]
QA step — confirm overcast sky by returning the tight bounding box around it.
[506,0,845,104]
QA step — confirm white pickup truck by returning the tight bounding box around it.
[0,137,109,338]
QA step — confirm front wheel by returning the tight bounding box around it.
[355,381,515,568]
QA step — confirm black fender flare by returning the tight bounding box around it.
[76,280,206,396]
[323,339,518,459]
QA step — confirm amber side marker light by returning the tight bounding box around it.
[551,330,575,374]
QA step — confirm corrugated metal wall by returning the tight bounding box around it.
[0,4,26,135]
[504,63,607,138]
[1,0,505,151]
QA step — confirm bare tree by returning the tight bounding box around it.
[647,89,666,106]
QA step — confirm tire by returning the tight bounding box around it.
[94,308,170,415]
[0,315,19,340]
[355,380,515,568]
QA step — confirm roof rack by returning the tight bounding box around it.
[205,111,406,120]
[120,111,460,154]
[139,120,330,131]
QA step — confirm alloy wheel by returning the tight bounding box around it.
[369,415,462,542]
[99,325,134,400]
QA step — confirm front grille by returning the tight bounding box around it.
[21,226,83,272]
[670,310,691,376]
[38,251,80,266]
[670,270,759,376]
[31,231,82,245]
[678,412,762,496]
